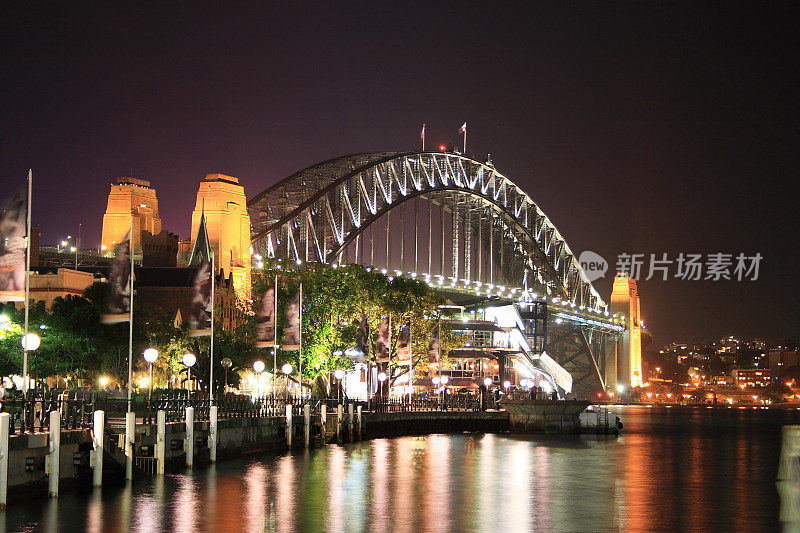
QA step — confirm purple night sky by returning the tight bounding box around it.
[1,3,798,345]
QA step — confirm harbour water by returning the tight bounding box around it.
[1,405,797,532]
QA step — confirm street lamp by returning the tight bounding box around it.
[183,352,196,395]
[143,348,158,403]
[221,358,232,393]
[377,372,388,400]
[483,377,492,388]
[253,360,265,399]
[21,333,40,394]
[282,363,293,399]
[334,369,345,403]
[440,375,450,408]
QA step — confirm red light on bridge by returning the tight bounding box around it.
[439,144,446,152]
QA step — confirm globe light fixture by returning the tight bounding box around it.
[281,363,293,375]
[503,380,511,389]
[20,333,40,352]
[253,360,266,374]
[143,348,158,401]
[440,375,450,386]
[143,348,158,364]
[99,376,109,388]
[483,377,492,387]
[183,352,196,394]
[221,357,233,392]
[377,372,387,382]
[334,369,345,380]
[432,376,440,386]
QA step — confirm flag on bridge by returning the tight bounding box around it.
[458,122,467,134]
[101,231,132,324]
[0,185,27,302]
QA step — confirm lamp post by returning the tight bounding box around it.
[281,363,293,400]
[377,372,387,403]
[440,375,450,410]
[143,348,158,404]
[253,360,265,399]
[221,358,232,393]
[183,352,196,397]
[21,333,40,393]
[334,369,345,403]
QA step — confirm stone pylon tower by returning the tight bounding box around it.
[101,177,162,253]
[610,274,643,389]
[190,174,251,301]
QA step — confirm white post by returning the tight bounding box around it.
[92,410,104,487]
[357,405,363,440]
[285,404,293,448]
[303,404,310,448]
[0,413,10,508]
[185,407,194,468]
[48,410,60,498]
[348,403,354,441]
[209,405,218,463]
[156,410,166,475]
[320,405,327,445]
[337,404,343,442]
[125,411,135,480]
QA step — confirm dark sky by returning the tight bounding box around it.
[1,2,798,346]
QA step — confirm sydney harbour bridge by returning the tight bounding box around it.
[247,151,626,397]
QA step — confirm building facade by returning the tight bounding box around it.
[101,177,162,253]
[189,174,251,301]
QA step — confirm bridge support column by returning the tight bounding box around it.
[92,410,104,487]
[0,413,9,507]
[155,410,165,475]
[303,404,310,448]
[125,411,135,480]
[357,405,362,440]
[48,410,60,497]
[209,406,218,463]
[185,407,194,469]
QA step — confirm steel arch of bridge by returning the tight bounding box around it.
[248,151,607,311]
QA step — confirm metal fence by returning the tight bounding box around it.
[1,390,488,432]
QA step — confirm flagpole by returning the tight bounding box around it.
[408,318,413,404]
[209,253,215,405]
[421,123,425,151]
[463,127,467,154]
[22,170,32,399]
[273,273,277,401]
[127,214,134,412]
[298,283,303,399]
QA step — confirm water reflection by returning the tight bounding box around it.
[0,406,797,532]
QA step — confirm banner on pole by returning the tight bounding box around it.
[428,323,440,363]
[397,319,411,362]
[189,262,212,337]
[356,313,369,356]
[0,186,27,302]
[376,317,390,362]
[256,286,276,347]
[101,232,132,324]
[282,291,301,350]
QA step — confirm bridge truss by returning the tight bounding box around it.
[248,151,622,396]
